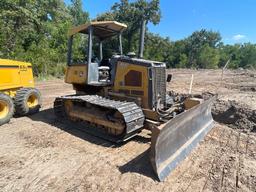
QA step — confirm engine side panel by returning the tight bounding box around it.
[113,61,150,109]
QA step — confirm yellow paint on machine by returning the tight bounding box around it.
[114,61,150,109]
[0,59,35,96]
[65,65,87,84]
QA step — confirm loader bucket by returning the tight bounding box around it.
[150,96,216,181]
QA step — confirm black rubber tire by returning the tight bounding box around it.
[0,93,14,126]
[14,88,42,116]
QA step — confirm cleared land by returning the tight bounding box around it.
[0,69,255,192]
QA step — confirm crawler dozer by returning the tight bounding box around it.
[0,59,42,126]
[54,21,216,181]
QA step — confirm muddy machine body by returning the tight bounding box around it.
[54,21,215,181]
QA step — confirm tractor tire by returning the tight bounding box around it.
[14,88,42,116]
[0,93,14,126]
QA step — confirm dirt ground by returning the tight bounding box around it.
[0,69,255,192]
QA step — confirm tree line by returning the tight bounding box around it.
[0,0,255,77]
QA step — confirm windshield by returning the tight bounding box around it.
[68,31,122,65]
[98,37,120,59]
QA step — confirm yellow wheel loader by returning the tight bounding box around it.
[54,21,216,181]
[0,59,42,126]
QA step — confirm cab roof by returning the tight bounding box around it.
[68,21,127,40]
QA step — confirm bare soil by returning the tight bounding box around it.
[212,99,256,132]
[0,70,255,192]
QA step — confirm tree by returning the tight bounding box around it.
[198,44,220,68]
[177,54,188,68]
[1,0,256,78]
[219,44,241,69]
[143,33,172,62]
[186,29,221,67]
[69,0,89,25]
[0,0,88,76]
[239,43,256,68]
[168,40,188,68]
[97,0,161,52]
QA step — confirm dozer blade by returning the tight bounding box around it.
[150,96,216,181]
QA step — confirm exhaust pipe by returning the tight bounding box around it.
[138,20,146,58]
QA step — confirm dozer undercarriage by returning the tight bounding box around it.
[54,95,145,142]
[54,21,216,181]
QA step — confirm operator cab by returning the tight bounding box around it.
[67,21,127,86]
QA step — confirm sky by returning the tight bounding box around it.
[65,0,256,44]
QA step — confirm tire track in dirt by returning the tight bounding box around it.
[200,127,234,192]
[199,126,232,192]
[201,128,256,192]
[238,133,256,192]
[177,127,223,192]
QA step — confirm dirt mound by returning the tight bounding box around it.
[212,99,256,132]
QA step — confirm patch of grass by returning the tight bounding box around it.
[35,75,64,82]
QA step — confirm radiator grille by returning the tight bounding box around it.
[152,65,166,108]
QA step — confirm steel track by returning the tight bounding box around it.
[54,95,145,142]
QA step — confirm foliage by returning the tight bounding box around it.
[144,33,172,62]
[96,0,161,52]
[0,0,88,76]
[198,44,220,69]
[69,0,89,25]
[0,0,255,78]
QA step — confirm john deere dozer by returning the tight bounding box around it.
[54,21,216,181]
